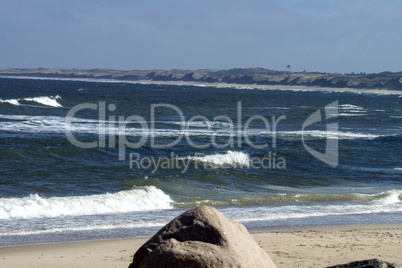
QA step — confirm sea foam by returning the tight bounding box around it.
[0,99,20,105]
[186,150,250,168]
[0,95,62,107]
[0,186,173,220]
[280,130,381,140]
[229,190,402,223]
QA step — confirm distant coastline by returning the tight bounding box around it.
[1,67,402,92]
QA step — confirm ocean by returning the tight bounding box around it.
[0,77,401,247]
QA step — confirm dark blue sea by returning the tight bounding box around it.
[0,77,401,247]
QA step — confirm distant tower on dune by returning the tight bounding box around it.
[285,65,293,73]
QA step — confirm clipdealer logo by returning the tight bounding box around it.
[64,100,339,170]
[64,101,286,159]
[302,101,339,167]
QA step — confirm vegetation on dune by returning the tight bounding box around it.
[1,67,402,91]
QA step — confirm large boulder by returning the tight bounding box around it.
[129,206,277,268]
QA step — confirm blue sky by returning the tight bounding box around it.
[1,0,401,73]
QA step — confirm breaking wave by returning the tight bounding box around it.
[185,151,251,168]
[281,130,381,140]
[225,189,402,222]
[0,186,173,220]
[0,95,62,107]
[0,114,390,141]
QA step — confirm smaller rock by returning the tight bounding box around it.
[327,258,399,268]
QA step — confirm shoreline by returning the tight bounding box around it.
[135,79,402,95]
[1,75,402,95]
[1,224,401,267]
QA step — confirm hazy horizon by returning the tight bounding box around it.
[1,66,399,75]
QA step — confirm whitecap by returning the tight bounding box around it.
[0,95,62,107]
[0,186,173,220]
[185,151,250,168]
[0,98,20,105]
[280,130,380,140]
[23,95,62,107]
[227,189,402,223]
[339,104,366,114]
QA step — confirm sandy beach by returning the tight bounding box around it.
[2,75,402,95]
[1,225,400,268]
[134,79,402,95]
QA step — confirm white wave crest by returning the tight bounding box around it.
[24,95,62,107]
[0,95,62,107]
[339,104,365,110]
[165,120,232,128]
[338,113,365,117]
[228,190,402,223]
[339,104,366,115]
[370,189,402,205]
[281,130,381,140]
[0,98,20,105]
[0,186,173,220]
[0,114,384,141]
[186,151,250,168]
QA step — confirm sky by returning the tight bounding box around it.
[0,0,401,73]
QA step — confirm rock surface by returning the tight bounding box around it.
[129,206,277,268]
[327,258,399,268]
